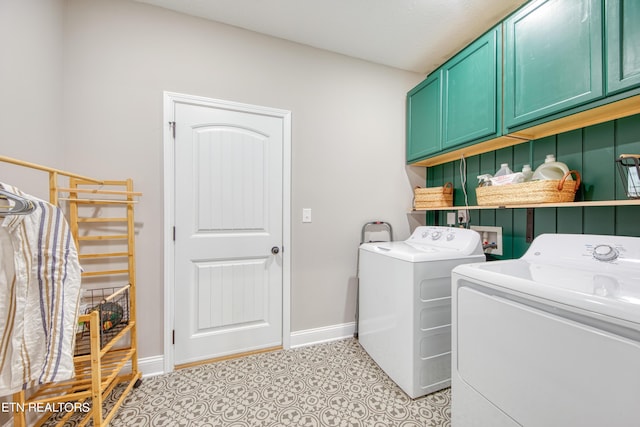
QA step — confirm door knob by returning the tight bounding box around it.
[271,246,280,255]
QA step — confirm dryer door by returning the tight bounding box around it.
[457,285,640,427]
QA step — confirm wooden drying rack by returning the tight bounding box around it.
[0,155,142,427]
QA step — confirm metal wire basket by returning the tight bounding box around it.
[615,154,640,199]
[75,285,130,356]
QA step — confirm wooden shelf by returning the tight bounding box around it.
[411,199,640,212]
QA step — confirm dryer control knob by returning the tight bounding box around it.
[593,244,619,262]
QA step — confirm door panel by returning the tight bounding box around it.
[606,0,640,94]
[442,25,500,149]
[195,259,268,330]
[194,127,267,232]
[504,0,603,128]
[406,70,442,162]
[173,102,283,365]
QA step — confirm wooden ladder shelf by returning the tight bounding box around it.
[12,178,142,427]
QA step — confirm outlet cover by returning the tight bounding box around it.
[457,209,469,224]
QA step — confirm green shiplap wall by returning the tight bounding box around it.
[425,114,640,259]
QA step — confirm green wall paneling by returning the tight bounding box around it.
[531,134,560,237]
[427,164,445,187]
[614,115,640,199]
[556,207,584,234]
[583,122,616,200]
[479,152,497,225]
[426,164,444,224]
[532,135,557,167]
[584,206,616,234]
[422,113,640,258]
[495,147,514,169]
[511,209,529,258]
[557,129,584,202]
[616,206,639,236]
[495,209,514,259]
[452,159,468,206]
[554,130,584,232]
[534,208,557,236]
[440,162,455,225]
[465,156,480,224]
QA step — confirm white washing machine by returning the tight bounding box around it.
[451,233,640,427]
[358,225,484,398]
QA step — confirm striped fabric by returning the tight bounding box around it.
[0,183,81,396]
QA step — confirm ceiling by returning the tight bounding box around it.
[133,0,526,74]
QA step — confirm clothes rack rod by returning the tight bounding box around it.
[77,217,128,223]
[57,188,142,197]
[81,269,129,277]
[0,155,103,183]
[77,234,128,241]
[79,252,129,259]
[59,198,137,204]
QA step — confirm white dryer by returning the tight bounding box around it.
[358,226,484,398]
[451,233,640,427]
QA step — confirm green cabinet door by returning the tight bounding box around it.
[504,0,603,129]
[407,70,442,162]
[442,25,501,149]
[606,0,640,94]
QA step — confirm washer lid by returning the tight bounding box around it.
[360,226,484,262]
[360,241,463,262]
[454,233,640,325]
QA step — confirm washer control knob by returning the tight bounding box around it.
[421,231,428,238]
[446,233,455,241]
[431,231,442,240]
[593,244,619,262]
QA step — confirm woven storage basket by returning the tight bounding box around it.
[475,170,580,206]
[414,182,453,209]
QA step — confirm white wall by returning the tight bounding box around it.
[0,0,65,419]
[0,0,65,200]
[4,0,425,362]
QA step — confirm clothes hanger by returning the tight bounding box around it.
[0,188,36,215]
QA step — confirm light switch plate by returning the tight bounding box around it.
[302,208,312,223]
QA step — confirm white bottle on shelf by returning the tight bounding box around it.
[532,154,572,181]
[522,164,533,181]
[494,163,513,177]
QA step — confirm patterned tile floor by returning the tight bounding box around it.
[47,338,451,426]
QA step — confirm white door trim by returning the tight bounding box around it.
[162,91,291,373]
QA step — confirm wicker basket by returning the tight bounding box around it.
[414,182,453,209]
[475,170,580,206]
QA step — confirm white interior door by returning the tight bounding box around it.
[172,100,285,366]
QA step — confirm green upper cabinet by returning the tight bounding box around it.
[407,70,442,162]
[504,0,603,129]
[606,0,640,94]
[442,25,502,149]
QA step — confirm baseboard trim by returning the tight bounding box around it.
[290,322,356,348]
[137,355,165,378]
[129,322,357,378]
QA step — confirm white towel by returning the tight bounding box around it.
[0,183,81,396]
